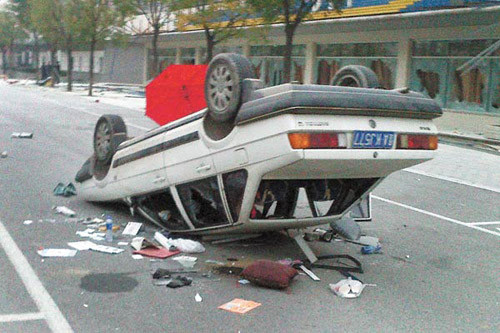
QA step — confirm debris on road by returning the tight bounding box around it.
[53,182,77,197]
[1,151,7,158]
[130,236,158,251]
[329,277,366,298]
[133,247,180,259]
[218,299,262,314]
[122,222,143,235]
[166,276,192,289]
[37,248,77,257]
[361,244,382,254]
[67,241,94,251]
[132,254,144,259]
[11,132,33,139]
[195,293,203,302]
[241,260,298,289]
[76,230,105,241]
[154,231,205,253]
[205,259,225,265]
[88,243,124,254]
[23,220,33,225]
[238,279,250,285]
[54,206,76,217]
[172,255,197,268]
[298,265,321,281]
[117,242,129,246]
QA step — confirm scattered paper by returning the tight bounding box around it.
[54,206,76,217]
[23,220,33,225]
[67,241,94,251]
[238,279,250,285]
[117,242,129,246]
[195,293,202,302]
[218,299,261,314]
[172,256,197,268]
[76,230,105,241]
[122,222,142,236]
[88,243,124,254]
[37,249,77,258]
[132,254,143,260]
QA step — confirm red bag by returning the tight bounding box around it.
[241,260,298,289]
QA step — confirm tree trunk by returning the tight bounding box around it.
[205,28,214,63]
[1,50,7,74]
[33,32,40,78]
[88,38,96,96]
[152,25,159,77]
[283,25,295,83]
[50,48,57,87]
[66,46,73,92]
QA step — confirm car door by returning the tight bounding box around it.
[113,132,169,196]
[163,128,215,185]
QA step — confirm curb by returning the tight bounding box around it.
[438,132,500,146]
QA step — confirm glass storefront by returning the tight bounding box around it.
[315,42,397,89]
[249,45,306,86]
[410,39,500,113]
[148,48,176,80]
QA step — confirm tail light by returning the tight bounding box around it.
[397,134,438,150]
[288,133,347,149]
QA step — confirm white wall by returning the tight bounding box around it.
[38,50,105,73]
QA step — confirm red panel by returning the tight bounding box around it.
[146,65,208,126]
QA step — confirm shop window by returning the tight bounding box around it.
[222,170,248,222]
[316,58,395,89]
[447,59,489,113]
[177,177,229,228]
[250,178,378,220]
[136,188,190,231]
[410,58,448,106]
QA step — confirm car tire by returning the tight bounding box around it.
[205,53,255,123]
[331,65,380,88]
[93,114,127,166]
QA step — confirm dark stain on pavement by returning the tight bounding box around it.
[80,273,139,293]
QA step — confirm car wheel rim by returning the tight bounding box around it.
[208,64,234,112]
[95,122,111,160]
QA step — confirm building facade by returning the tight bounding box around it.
[129,0,499,115]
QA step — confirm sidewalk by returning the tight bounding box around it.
[435,109,500,149]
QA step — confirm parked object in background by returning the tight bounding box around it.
[1,151,7,158]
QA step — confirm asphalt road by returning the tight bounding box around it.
[1,84,499,333]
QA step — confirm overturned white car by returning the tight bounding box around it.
[76,53,441,235]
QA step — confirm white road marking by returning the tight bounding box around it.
[372,195,500,238]
[404,168,500,194]
[0,312,45,323]
[0,221,73,332]
[468,221,500,226]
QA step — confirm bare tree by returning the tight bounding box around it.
[125,0,172,77]
[248,0,344,83]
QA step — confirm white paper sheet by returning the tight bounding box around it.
[37,249,77,257]
[122,222,142,236]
